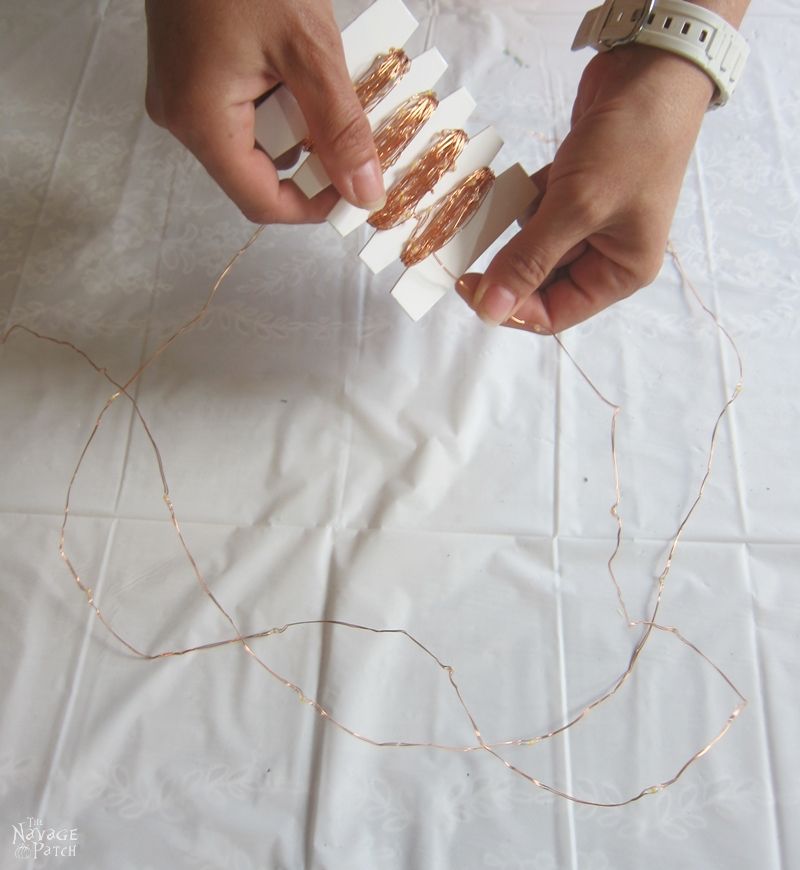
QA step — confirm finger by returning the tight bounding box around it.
[516,164,551,228]
[531,163,552,192]
[176,99,334,224]
[278,9,385,210]
[507,246,649,334]
[273,143,304,172]
[456,239,588,315]
[456,272,551,336]
[466,191,595,326]
[554,241,589,270]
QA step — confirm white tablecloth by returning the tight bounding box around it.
[1,1,798,868]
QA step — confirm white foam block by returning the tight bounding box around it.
[340,0,418,79]
[292,48,448,200]
[327,87,478,238]
[360,218,415,275]
[390,164,539,321]
[390,257,449,322]
[254,89,307,161]
[436,164,538,278]
[253,0,419,159]
[359,126,504,275]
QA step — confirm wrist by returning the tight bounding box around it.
[596,43,714,121]
[683,0,749,28]
[573,1,750,108]
[617,43,715,109]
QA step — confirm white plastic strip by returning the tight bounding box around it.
[390,164,539,321]
[254,88,308,161]
[435,164,538,279]
[292,48,448,199]
[327,87,477,238]
[389,257,450,322]
[362,48,447,126]
[359,126,505,275]
[340,0,418,78]
[253,0,419,158]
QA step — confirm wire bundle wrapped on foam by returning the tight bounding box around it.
[373,90,439,170]
[355,46,412,113]
[256,0,538,323]
[369,128,468,229]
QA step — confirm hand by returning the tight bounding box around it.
[144,0,386,225]
[456,45,715,334]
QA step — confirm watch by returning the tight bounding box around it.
[572,0,749,108]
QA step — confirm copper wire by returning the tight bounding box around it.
[491,242,748,780]
[400,166,495,267]
[302,48,410,153]
[355,47,411,114]
[373,90,439,171]
[0,224,747,808]
[0,24,751,812]
[368,128,468,229]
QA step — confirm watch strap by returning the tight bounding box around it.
[573,0,749,108]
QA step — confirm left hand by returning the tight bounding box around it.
[144,0,386,226]
[455,45,715,334]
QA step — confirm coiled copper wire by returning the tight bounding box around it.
[355,47,411,113]
[400,166,496,267]
[373,90,439,170]
[303,43,491,270]
[368,129,468,230]
[302,48,410,152]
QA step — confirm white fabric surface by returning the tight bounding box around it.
[1,1,798,868]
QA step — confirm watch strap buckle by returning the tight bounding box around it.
[572,1,657,52]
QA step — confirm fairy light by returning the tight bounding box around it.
[0,228,746,807]
[355,47,411,114]
[0,42,748,808]
[369,128,468,230]
[373,90,439,170]
[400,166,495,266]
[302,47,410,152]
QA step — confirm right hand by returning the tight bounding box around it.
[144,0,386,224]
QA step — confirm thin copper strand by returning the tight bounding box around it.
[355,47,411,114]
[369,129,468,229]
[0,222,747,808]
[302,48,410,153]
[492,242,747,766]
[373,90,439,171]
[401,166,495,267]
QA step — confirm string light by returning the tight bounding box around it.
[355,47,411,114]
[0,232,746,808]
[302,47,410,153]
[369,128,468,230]
[373,90,439,170]
[0,44,748,808]
[400,166,495,266]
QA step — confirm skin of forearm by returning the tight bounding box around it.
[621,0,751,104]
[687,0,750,27]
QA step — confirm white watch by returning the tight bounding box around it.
[572,0,749,108]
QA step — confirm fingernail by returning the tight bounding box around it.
[351,159,386,210]
[477,284,517,326]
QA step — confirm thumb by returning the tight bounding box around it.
[282,17,385,210]
[468,188,592,327]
